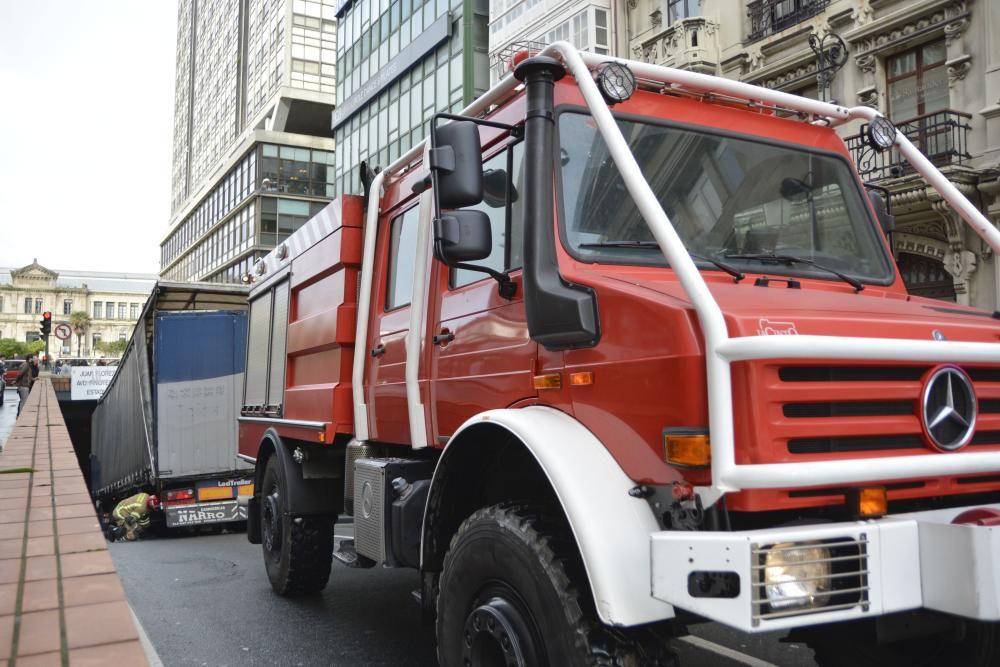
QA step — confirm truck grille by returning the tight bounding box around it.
[751,535,869,625]
[763,364,1000,455]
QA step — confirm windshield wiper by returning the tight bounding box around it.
[578,241,745,282]
[722,252,864,292]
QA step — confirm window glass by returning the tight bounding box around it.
[93,302,102,319]
[557,112,893,283]
[453,141,526,287]
[386,206,420,310]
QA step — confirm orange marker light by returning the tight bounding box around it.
[849,486,887,519]
[664,433,711,467]
[569,371,594,386]
[533,373,562,390]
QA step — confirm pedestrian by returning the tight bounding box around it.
[29,355,39,387]
[15,354,34,417]
[0,355,6,409]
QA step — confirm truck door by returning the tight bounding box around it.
[429,140,537,441]
[366,202,421,444]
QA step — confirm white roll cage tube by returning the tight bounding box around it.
[352,43,1000,507]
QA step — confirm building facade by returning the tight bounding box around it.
[622,0,1000,310]
[162,0,340,284]
[330,0,490,197]
[488,0,614,83]
[0,261,156,359]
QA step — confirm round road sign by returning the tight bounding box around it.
[54,322,73,341]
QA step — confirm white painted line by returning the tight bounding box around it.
[677,635,779,667]
[129,603,164,667]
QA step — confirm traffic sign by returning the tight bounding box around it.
[54,322,73,341]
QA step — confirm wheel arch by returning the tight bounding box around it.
[421,406,675,627]
[254,428,342,516]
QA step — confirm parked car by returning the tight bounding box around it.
[3,360,23,387]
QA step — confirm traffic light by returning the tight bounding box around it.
[40,311,52,336]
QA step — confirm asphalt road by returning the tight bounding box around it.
[111,526,820,667]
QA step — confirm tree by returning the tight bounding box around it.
[69,311,92,357]
[95,339,128,357]
[0,339,45,359]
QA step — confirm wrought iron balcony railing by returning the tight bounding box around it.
[848,109,973,181]
[746,0,830,44]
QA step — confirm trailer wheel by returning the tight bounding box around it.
[807,617,1000,667]
[260,457,333,595]
[436,505,674,667]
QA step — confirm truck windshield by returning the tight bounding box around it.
[557,111,894,284]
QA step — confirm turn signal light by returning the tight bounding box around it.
[664,432,711,468]
[166,489,194,501]
[569,371,593,386]
[848,486,887,519]
[533,373,562,390]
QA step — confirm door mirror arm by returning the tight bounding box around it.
[451,263,517,300]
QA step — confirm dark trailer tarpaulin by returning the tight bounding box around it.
[91,282,250,500]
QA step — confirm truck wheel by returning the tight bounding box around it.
[808,618,1000,667]
[260,456,333,596]
[436,505,673,667]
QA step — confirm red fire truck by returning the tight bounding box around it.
[239,43,1000,665]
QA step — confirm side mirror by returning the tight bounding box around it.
[430,120,483,209]
[434,210,492,264]
[868,190,895,235]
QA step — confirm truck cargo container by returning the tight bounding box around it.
[92,282,253,528]
[240,44,1000,666]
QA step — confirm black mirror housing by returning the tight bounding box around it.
[430,121,483,209]
[434,210,492,264]
[868,190,895,235]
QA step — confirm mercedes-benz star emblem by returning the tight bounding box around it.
[921,366,977,451]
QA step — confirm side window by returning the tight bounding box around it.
[386,206,420,310]
[453,141,526,288]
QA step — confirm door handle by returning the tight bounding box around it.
[371,343,386,357]
[433,330,455,345]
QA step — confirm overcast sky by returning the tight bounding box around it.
[0,1,176,275]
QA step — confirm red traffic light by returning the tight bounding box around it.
[42,311,51,320]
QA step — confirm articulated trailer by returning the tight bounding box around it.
[240,44,1000,665]
[93,282,253,530]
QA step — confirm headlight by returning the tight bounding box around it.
[764,542,832,610]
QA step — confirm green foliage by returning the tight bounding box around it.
[69,311,92,331]
[0,338,43,359]
[95,339,128,356]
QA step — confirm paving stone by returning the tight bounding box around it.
[21,578,59,613]
[0,558,21,585]
[0,539,23,560]
[62,574,125,608]
[0,613,13,660]
[69,640,147,667]
[24,536,55,558]
[0,523,25,540]
[54,505,95,521]
[55,518,100,536]
[0,582,17,616]
[59,551,116,579]
[27,521,54,539]
[17,650,64,666]
[64,601,138,649]
[58,532,106,555]
[16,608,61,657]
[24,555,57,582]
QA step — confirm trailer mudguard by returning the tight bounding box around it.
[426,406,675,627]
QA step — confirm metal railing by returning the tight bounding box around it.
[848,109,973,180]
[747,0,830,43]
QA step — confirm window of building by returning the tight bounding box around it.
[92,333,102,350]
[24,298,32,314]
[887,40,948,122]
[106,302,114,319]
[667,0,698,23]
[747,0,829,43]
[386,206,420,310]
[35,299,42,314]
[118,303,127,320]
[130,303,140,319]
[119,331,127,342]
[93,301,102,319]
[453,142,526,288]
[63,299,73,315]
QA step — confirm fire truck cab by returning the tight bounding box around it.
[240,43,1000,666]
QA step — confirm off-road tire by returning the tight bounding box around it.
[436,504,675,667]
[261,457,333,596]
[807,617,1000,667]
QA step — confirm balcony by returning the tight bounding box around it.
[746,0,830,44]
[847,110,973,181]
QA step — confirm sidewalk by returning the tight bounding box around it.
[0,380,148,666]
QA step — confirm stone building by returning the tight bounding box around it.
[0,261,156,359]
[622,0,1000,309]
